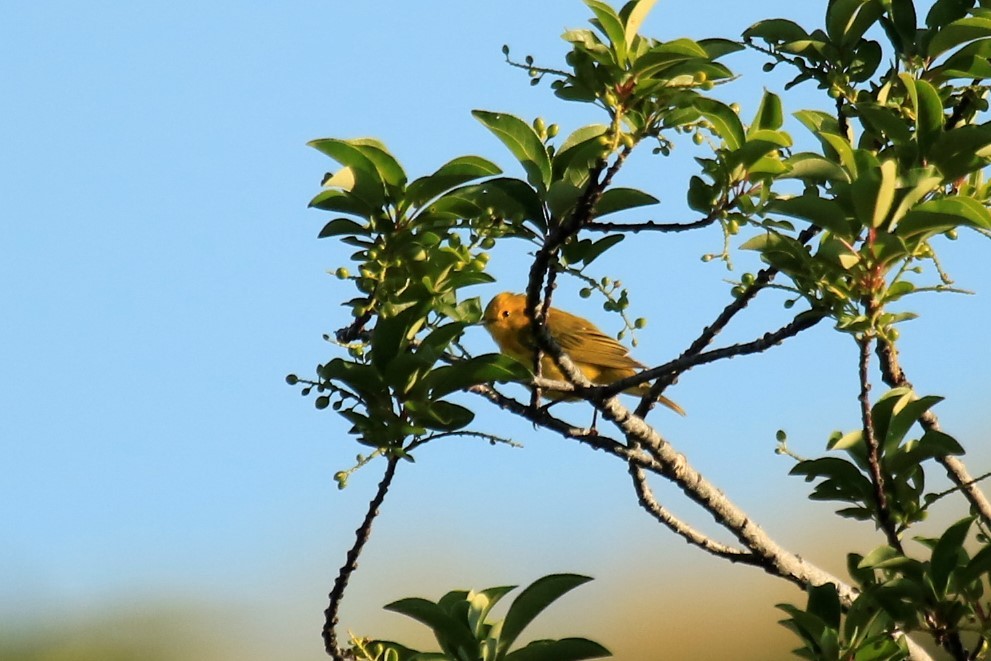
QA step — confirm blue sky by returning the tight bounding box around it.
[4,1,991,659]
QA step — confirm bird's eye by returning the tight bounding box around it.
[501,310,510,318]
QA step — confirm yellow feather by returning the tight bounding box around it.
[482,292,685,415]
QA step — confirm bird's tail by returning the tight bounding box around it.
[658,395,686,416]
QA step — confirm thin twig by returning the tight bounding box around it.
[635,225,822,417]
[323,454,401,660]
[582,309,828,403]
[857,335,902,552]
[585,217,720,233]
[629,464,759,564]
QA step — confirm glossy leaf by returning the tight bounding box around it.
[827,0,883,47]
[499,574,594,657]
[767,195,855,238]
[347,138,408,195]
[318,217,367,238]
[694,98,745,150]
[371,304,427,371]
[384,597,478,658]
[585,0,628,64]
[751,90,784,132]
[472,110,552,193]
[782,153,849,183]
[623,0,658,49]
[697,37,746,58]
[423,354,531,399]
[309,187,376,216]
[931,517,973,597]
[504,638,611,661]
[928,14,991,58]
[406,156,502,207]
[926,0,975,30]
[407,399,475,431]
[594,187,659,216]
[553,124,609,185]
[309,138,387,209]
[896,196,991,237]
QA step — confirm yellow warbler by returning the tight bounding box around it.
[482,292,685,415]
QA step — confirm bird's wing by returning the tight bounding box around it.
[548,308,644,370]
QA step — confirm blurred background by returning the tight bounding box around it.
[3,1,989,659]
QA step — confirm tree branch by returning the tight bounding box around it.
[857,335,902,552]
[876,337,991,527]
[585,216,720,233]
[629,464,759,564]
[469,382,934,660]
[323,454,400,660]
[634,225,822,417]
[590,308,827,403]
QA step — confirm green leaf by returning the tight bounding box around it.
[467,585,517,636]
[623,0,658,49]
[423,354,530,399]
[472,110,552,193]
[896,196,991,237]
[585,0,628,65]
[794,110,845,161]
[929,124,991,180]
[428,177,546,232]
[504,638,611,661]
[582,234,624,265]
[498,574,594,657]
[890,0,918,53]
[963,541,991,585]
[697,38,746,59]
[926,0,975,30]
[694,98,745,150]
[309,138,387,209]
[383,597,478,658]
[819,133,857,175]
[899,75,945,155]
[318,217,366,238]
[634,39,709,78]
[782,153,850,183]
[347,138,408,197]
[805,583,842,630]
[859,545,909,569]
[855,103,914,146]
[406,156,502,207]
[417,323,468,359]
[872,158,898,228]
[919,429,965,456]
[406,399,475,431]
[827,0,883,46]
[594,188,659,216]
[553,124,609,185]
[743,19,810,45]
[371,304,427,372]
[928,14,991,58]
[546,181,583,219]
[767,195,855,238]
[883,394,943,454]
[751,90,784,132]
[309,187,375,216]
[887,167,942,228]
[931,517,973,597]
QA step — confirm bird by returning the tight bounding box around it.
[482,292,685,416]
